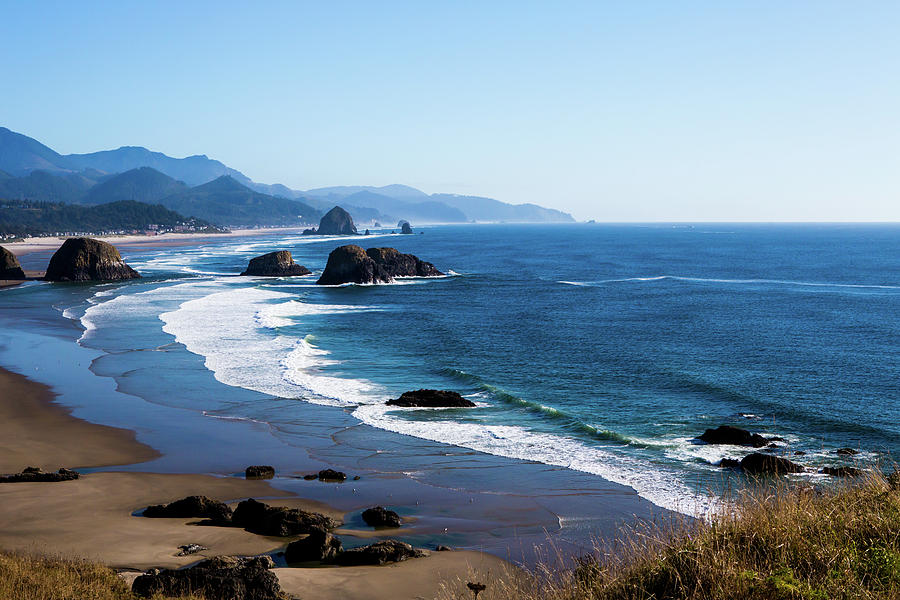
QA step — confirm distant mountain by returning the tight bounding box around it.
[0,170,100,203]
[431,194,575,223]
[305,184,429,200]
[0,127,73,176]
[80,167,189,205]
[65,146,252,187]
[0,199,217,238]
[155,176,320,227]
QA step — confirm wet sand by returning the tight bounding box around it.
[0,366,511,596]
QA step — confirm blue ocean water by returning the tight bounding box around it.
[2,224,899,538]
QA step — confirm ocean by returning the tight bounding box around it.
[2,223,898,558]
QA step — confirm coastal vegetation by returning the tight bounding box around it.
[472,470,900,600]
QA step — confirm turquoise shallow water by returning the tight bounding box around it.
[2,223,899,557]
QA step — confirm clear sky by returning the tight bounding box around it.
[1,1,898,221]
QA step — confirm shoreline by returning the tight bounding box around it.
[0,365,510,597]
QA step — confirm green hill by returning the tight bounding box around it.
[0,170,99,204]
[80,167,189,205]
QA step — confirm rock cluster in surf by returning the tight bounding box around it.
[0,246,26,279]
[316,245,442,285]
[44,237,140,282]
[240,251,310,277]
[386,389,475,408]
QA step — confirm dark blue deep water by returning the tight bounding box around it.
[2,223,898,544]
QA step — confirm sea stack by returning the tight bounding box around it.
[303,206,357,235]
[44,238,141,282]
[241,251,310,276]
[399,220,413,234]
[316,245,443,285]
[0,246,26,280]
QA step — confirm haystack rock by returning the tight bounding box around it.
[0,246,26,280]
[399,220,413,234]
[240,251,310,276]
[44,238,140,282]
[316,245,442,285]
[303,206,357,235]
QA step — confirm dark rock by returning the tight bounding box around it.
[888,471,900,490]
[240,251,310,277]
[284,528,343,563]
[361,506,402,528]
[400,221,413,234]
[44,238,141,282]
[353,475,361,481]
[332,539,425,566]
[132,555,283,600]
[0,246,25,280]
[386,389,475,408]
[245,466,275,480]
[794,451,806,456]
[316,245,390,285]
[719,458,741,469]
[303,206,357,236]
[836,447,859,456]
[698,425,769,448]
[366,247,442,278]
[231,498,338,536]
[364,229,371,235]
[822,466,861,477]
[740,453,805,475]
[318,469,346,482]
[302,474,318,480]
[176,543,207,556]
[435,545,453,552]
[0,467,79,483]
[143,496,233,523]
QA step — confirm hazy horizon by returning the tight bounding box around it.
[2,2,898,221]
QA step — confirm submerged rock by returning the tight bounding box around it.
[739,453,805,475]
[361,506,402,528]
[836,447,859,456]
[245,465,275,480]
[303,206,358,235]
[332,539,425,566]
[285,528,343,563]
[386,389,475,408]
[366,247,442,278]
[44,238,140,282]
[0,467,78,483]
[698,425,769,448]
[231,498,337,536]
[142,495,233,523]
[240,251,310,277]
[0,246,26,280]
[132,555,283,600]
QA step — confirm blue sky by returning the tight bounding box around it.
[1,1,898,220]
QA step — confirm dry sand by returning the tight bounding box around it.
[0,367,513,597]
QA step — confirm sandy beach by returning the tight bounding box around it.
[0,366,511,598]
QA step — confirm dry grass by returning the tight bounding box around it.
[446,470,900,600]
[0,551,203,600]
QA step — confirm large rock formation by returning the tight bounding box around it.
[316,245,442,285]
[698,425,770,448]
[44,238,140,282]
[386,389,475,408]
[142,495,233,522]
[739,453,805,475]
[303,206,357,235]
[231,498,338,536]
[399,220,413,234]
[0,246,25,279]
[332,540,425,566]
[132,555,283,600]
[316,245,390,285]
[366,247,442,277]
[362,506,402,528]
[240,251,310,277]
[285,528,343,563]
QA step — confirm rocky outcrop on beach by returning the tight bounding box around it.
[240,251,310,277]
[44,237,140,282]
[245,465,275,479]
[231,498,338,536]
[316,468,347,482]
[0,246,25,280]
[285,528,343,563]
[316,245,442,285]
[367,247,442,277]
[739,453,805,475]
[332,539,425,566]
[0,466,78,483]
[386,389,475,408]
[698,425,771,448]
[399,221,413,234]
[132,555,284,600]
[362,506,402,528]
[303,206,358,235]
[142,495,233,522]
